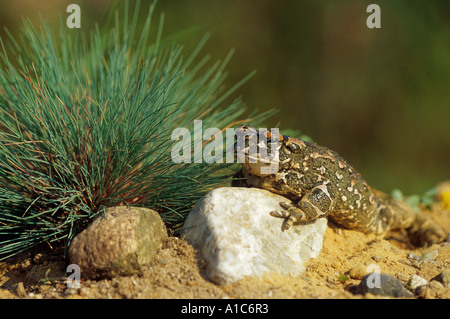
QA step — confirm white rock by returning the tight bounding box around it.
[423,249,438,262]
[182,187,328,285]
[407,274,428,290]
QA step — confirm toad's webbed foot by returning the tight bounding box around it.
[270,183,335,230]
[270,202,308,230]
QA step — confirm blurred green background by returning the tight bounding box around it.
[1,0,449,195]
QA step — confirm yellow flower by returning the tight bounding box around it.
[442,191,450,210]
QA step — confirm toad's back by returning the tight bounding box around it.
[237,126,445,245]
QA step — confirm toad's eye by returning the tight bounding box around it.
[290,143,300,150]
[284,140,300,152]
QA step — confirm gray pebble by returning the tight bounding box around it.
[351,273,414,298]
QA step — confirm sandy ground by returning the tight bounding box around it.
[0,202,449,299]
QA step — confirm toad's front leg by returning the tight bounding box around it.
[270,183,336,230]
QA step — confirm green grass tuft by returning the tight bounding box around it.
[0,1,273,260]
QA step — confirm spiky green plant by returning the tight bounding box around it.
[0,1,273,260]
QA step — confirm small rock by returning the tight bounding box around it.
[423,249,438,262]
[352,273,414,298]
[15,282,27,298]
[69,206,167,279]
[428,280,445,295]
[431,270,450,287]
[64,288,79,295]
[371,255,383,263]
[33,253,43,264]
[414,285,428,298]
[419,280,448,299]
[349,264,368,280]
[396,273,410,283]
[28,292,43,299]
[407,252,420,261]
[407,274,428,291]
[182,187,328,285]
[407,253,423,268]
